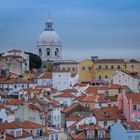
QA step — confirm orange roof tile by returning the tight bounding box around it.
[38,73,52,79]
[54,92,76,98]
[8,99,24,106]
[73,83,87,87]
[125,93,140,104]
[94,106,123,121]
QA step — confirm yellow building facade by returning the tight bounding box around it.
[79,59,94,82]
[79,59,140,82]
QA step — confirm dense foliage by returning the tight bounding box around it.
[25,52,42,70]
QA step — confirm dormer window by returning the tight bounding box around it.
[15,130,22,137]
[103,112,110,117]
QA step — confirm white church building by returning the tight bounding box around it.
[37,17,62,62]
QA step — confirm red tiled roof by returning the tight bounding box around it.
[73,83,87,87]
[63,103,79,113]
[74,94,87,102]
[8,99,24,106]
[62,89,77,93]
[0,78,36,84]
[28,104,42,112]
[21,120,44,129]
[38,73,52,79]
[94,106,123,121]
[83,94,99,102]
[109,84,128,89]
[6,131,32,140]
[54,92,76,98]
[125,93,140,104]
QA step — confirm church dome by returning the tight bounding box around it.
[37,30,61,45]
[37,18,61,46]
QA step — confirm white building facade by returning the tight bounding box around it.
[113,70,140,92]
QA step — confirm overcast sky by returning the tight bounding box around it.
[0,0,140,60]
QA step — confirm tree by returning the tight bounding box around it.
[25,52,42,70]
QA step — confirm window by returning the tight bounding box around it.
[46,48,51,56]
[88,67,92,70]
[55,134,58,140]
[16,130,22,137]
[133,105,137,111]
[128,136,132,140]
[39,48,42,56]
[111,65,114,69]
[105,65,108,69]
[117,65,120,69]
[98,65,102,69]
[135,135,140,140]
[82,66,85,70]
[87,131,94,138]
[104,121,107,126]
[99,131,104,138]
[98,75,102,80]
[51,135,54,140]
[105,75,108,79]
[55,48,59,57]
[72,67,75,71]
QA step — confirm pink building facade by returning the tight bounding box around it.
[117,93,140,122]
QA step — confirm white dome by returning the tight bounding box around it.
[37,30,61,45]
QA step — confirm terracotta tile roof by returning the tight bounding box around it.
[126,122,140,130]
[0,78,36,84]
[85,86,109,94]
[71,131,86,139]
[84,125,105,131]
[125,93,140,104]
[0,104,7,109]
[1,55,23,59]
[62,89,77,93]
[28,104,42,112]
[49,99,59,104]
[54,92,76,98]
[85,86,98,94]
[6,131,32,140]
[74,94,87,102]
[109,84,128,89]
[94,106,123,121]
[8,99,24,106]
[21,120,44,129]
[62,103,79,113]
[83,94,99,102]
[73,83,87,87]
[105,95,118,102]
[34,86,57,94]
[38,73,52,79]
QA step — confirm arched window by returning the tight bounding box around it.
[46,48,51,56]
[39,48,42,56]
[55,48,59,57]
